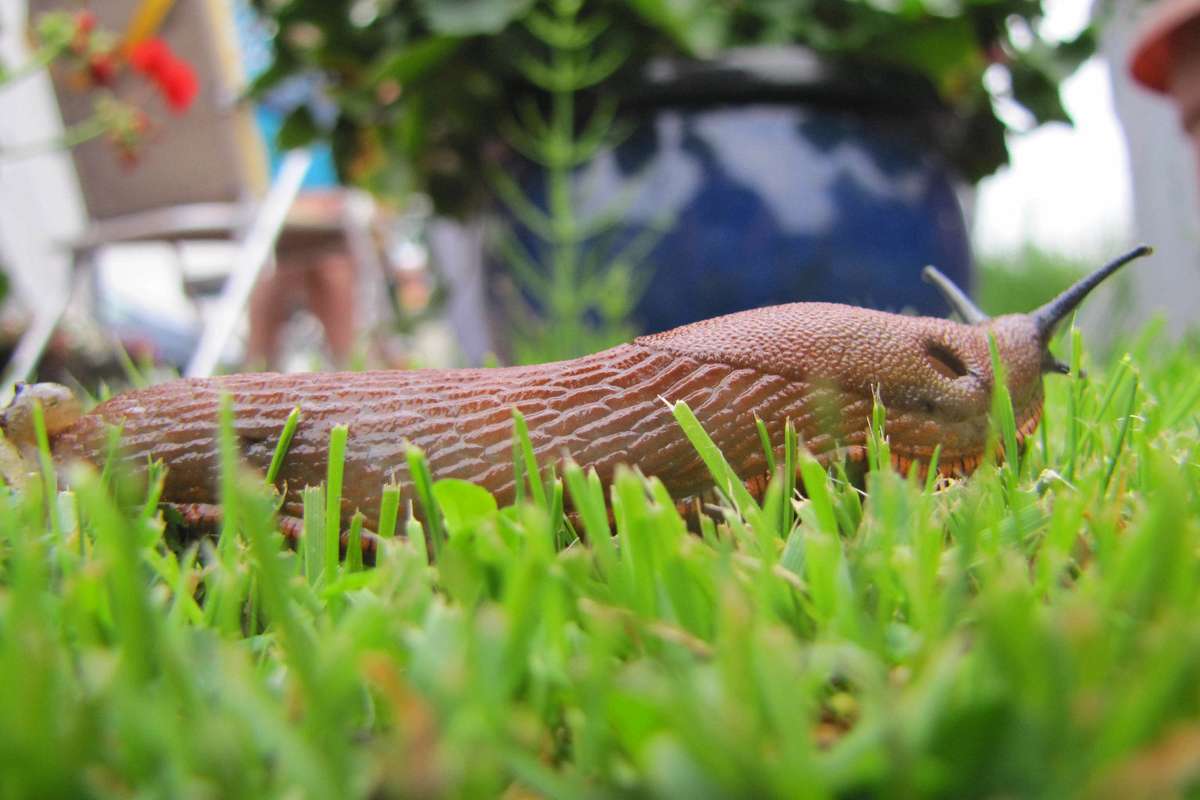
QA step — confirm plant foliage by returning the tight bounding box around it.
[488,0,658,362]
[248,0,1094,213]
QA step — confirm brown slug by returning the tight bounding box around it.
[2,246,1150,530]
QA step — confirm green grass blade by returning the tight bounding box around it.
[564,461,616,573]
[405,514,428,563]
[111,335,150,388]
[1065,324,1084,481]
[511,408,548,509]
[406,445,445,559]
[346,512,364,572]
[29,398,60,538]
[1102,374,1140,495]
[376,482,401,540]
[782,418,797,534]
[867,388,890,473]
[302,485,325,585]
[266,406,301,486]
[798,448,838,536]
[324,424,349,578]
[756,415,776,474]
[670,400,758,515]
[216,393,241,556]
[923,445,942,494]
[987,332,1020,487]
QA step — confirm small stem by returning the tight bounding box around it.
[545,2,579,360]
[0,42,66,87]
[0,116,109,161]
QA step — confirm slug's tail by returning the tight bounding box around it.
[0,436,29,489]
[0,382,84,487]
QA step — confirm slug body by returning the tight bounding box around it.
[8,248,1150,529]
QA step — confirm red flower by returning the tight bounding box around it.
[128,38,169,73]
[87,51,117,86]
[155,57,198,111]
[74,10,96,34]
[70,10,96,54]
[128,38,198,113]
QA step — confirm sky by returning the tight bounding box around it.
[973,0,1135,258]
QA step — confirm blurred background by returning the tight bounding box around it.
[0,0,1192,395]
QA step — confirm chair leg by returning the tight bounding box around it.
[0,295,69,404]
[0,247,95,404]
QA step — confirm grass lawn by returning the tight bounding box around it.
[2,305,1200,797]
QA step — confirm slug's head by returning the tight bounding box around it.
[638,246,1151,476]
[909,245,1153,470]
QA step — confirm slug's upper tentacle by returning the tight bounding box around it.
[922,265,989,325]
[1031,245,1153,342]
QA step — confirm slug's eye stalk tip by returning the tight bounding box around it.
[922,265,989,325]
[1032,244,1154,342]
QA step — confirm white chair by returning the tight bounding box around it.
[2,0,387,398]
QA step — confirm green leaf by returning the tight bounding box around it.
[798,449,838,537]
[406,445,445,558]
[33,12,76,51]
[987,332,1021,489]
[346,512,365,572]
[869,18,981,89]
[432,478,498,534]
[511,408,548,509]
[376,483,402,539]
[416,0,533,36]
[277,106,320,150]
[670,399,759,515]
[624,0,728,55]
[1008,61,1072,126]
[302,485,325,585]
[267,407,301,487]
[325,424,349,579]
[369,36,462,84]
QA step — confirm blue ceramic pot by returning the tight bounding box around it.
[514,48,973,334]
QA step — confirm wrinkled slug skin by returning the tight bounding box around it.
[50,303,1047,528]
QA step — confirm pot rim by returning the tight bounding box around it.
[623,45,946,116]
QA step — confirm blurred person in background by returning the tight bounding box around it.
[233,0,356,369]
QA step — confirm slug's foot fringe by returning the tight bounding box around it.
[877,399,1044,481]
[721,399,1048,513]
[161,501,379,563]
